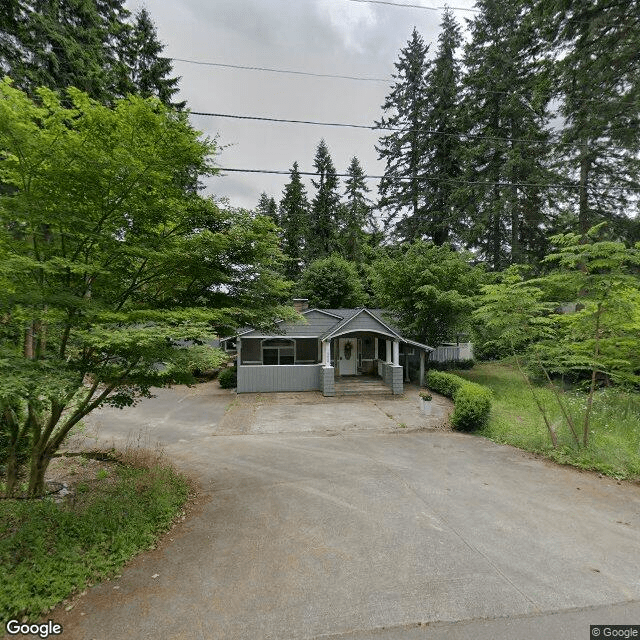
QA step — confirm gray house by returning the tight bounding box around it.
[220,300,433,396]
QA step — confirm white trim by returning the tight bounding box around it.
[323,308,401,341]
[401,338,434,352]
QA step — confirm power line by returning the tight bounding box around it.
[172,58,389,82]
[217,167,640,191]
[190,110,560,145]
[344,0,479,11]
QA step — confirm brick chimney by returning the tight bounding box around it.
[293,298,309,312]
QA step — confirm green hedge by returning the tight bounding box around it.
[218,367,237,389]
[426,370,492,431]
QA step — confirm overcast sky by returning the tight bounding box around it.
[128,0,477,210]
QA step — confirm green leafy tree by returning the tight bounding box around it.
[0,81,293,497]
[376,27,430,240]
[460,0,554,269]
[307,139,341,261]
[474,226,640,448]
[295,255,367,309]
[371,242,485,346]
[279,162,309,280]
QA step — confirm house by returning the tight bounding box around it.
[219,299,434,396]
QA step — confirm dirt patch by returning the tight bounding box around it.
[45,454,120,502]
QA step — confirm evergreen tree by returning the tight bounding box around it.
[121,7,183,108]
[5,0,123,101]
[342,156,373,263]
[460,0,553,269]
[307,139,341,261]
[541,0,640,235]
[375,27,430,240]
[256,192,278,226]
[279,162,310,280]
[420,8,463,246]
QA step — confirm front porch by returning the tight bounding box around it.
[319,332,411,397]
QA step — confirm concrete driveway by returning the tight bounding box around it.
[58,382,640,640]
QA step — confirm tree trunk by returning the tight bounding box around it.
[583,302,602,447]
[24,323,34,359]
[27,445,51,498]
[510,185,521,264]
[578,142,591,234]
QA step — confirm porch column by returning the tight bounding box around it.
[236,339,242,366]
[374,337,378,360]
[323,340,331,365]
[419,350,425,387]
[386,339,392,363]
[393,340,400,366]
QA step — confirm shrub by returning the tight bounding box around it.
[426,370,492,432]
[218,367,237,389]
[428,359,475,371]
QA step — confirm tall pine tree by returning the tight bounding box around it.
[121,8,183,108]
[307,139,341,261]
[376,27,430,241]
[460,0,553,269]
[541,0,640,235]
[256,192,278,226]
[420,8,463,246]
[341,156,373,263]
[279,162,310,280]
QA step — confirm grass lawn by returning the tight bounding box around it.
[453,362,640,481]
[0,455,190,622]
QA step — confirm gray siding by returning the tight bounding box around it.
[237,364,321,393]
[331,311,397,337]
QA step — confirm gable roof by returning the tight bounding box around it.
[322,308,401,340]
[231,307,433,350]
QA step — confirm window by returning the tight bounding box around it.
[262,339,295,365]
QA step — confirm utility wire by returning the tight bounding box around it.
[344,0,479,11]
[217,167,640,191]
[172,58,389,82]
[190,110,564,145]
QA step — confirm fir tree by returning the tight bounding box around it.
[279,162,310,280]
[122,8,183,108]
[307,139,341,261]
[375,27,430,241]
[256,192,278,226]
[342,156,373,263]
[7,0,122,101]
[460,0,553,269]
[420,8,463,246]
[542,0,640,235]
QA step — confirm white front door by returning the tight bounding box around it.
[338,338,357,375]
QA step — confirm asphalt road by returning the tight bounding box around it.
[55,383,640,640]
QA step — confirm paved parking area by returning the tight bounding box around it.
[58,382,640,640]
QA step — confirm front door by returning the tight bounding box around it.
[338,338,357,375]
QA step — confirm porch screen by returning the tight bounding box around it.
[262,339,294,365]
[295,338,318,363]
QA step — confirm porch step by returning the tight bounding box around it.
[334,377,395,398]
